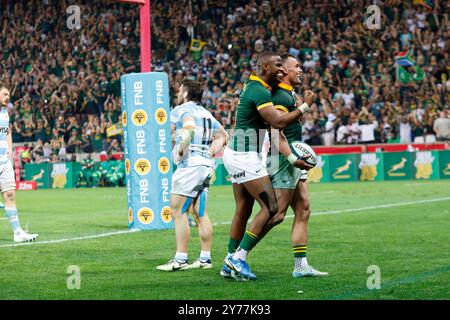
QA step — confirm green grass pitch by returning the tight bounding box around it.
[0,180,449,300]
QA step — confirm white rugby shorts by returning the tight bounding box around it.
[223,147,268,184]
[0,161,16,193]
[300,169,308,180]
[171,165,212,198]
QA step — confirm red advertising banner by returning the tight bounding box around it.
[16,181,37,191]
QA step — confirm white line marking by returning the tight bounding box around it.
[213,197,450,226]
[0,218,7,220]
[1,197,449,248]
[0,229,141,248]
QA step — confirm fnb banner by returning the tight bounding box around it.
[121,72,173,230]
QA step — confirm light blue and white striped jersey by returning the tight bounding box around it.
[170,101,222,168]
[0,107,10,165]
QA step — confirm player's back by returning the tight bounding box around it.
[0,108,10,165]
[171,101,221,168]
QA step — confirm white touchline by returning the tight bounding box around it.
[0,229,141,248]
[1,197,449,248]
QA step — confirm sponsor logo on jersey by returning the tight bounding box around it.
[0,127,9,134]
[232,171,245,179]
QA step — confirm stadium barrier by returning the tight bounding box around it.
[307,150,450,183]
[23,149,450,189]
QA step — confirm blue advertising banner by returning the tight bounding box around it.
[121,72,173,230]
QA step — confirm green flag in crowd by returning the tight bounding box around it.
[190,38,206,63]
[397,65,412,84]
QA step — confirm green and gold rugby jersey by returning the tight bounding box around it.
[230,75,274,152]
[272,82,302,143]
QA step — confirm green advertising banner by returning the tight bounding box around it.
[382,152,413,180]
[308,155,330,183]
[23,151,450,188]
[328,154,358,182]
[50,162,82,189]
[412,151,440,180]
[24,163,52,188]
[25,162,82,189]
[438,150,450,179]
[357,153,384,181]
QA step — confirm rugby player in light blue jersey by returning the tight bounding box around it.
[157,80,228,271]
[0,84,38,242]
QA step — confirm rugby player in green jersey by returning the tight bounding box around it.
[222,52,314,280]
[264,54,328,277]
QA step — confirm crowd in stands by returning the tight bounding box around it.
[1,0,449,168]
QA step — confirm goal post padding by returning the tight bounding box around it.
[121,72,173,230]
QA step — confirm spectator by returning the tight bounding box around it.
[346,117,361,144]
[66,130,82,153]
[321,113,337,146]
[0,0,447,152]
[433,111,450,141]
[399,115,412,144]
[358,114,378,144]
[80,128,94,153]
[411,112,425,143]
[336,120,349,144]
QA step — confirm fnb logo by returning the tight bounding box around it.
[132,109,148,126]
[0,127,9,134]
[134,158,151,175]
[154,108,167,125]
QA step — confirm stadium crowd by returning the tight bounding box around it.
[0,0,448,166]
